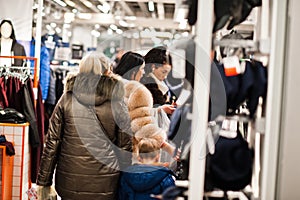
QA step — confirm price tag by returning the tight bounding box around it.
[223,55,245,76]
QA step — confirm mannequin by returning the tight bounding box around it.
[0,19,26,67]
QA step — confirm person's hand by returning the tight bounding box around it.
[161,104,176,115]
[37,185,51,200]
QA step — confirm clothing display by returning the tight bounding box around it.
[30,38,51,100]
[0,0,294,199]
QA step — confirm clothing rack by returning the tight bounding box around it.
[0,56,39,100]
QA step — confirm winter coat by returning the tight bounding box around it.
[119,164,175,200]
[37,73,132,200]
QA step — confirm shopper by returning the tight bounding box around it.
[140,46,176,115]
[114,51,145,82]
[118,136,175,200]
[36,52,132,200]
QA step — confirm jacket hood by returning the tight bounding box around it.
[65,73,124,106]
[122,165,173,192]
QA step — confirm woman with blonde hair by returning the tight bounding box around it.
[37,52,132,200]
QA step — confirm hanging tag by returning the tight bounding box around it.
[222,55,240,76]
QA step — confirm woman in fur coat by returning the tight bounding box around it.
[37,52,132,200]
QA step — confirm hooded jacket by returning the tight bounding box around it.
[37,73,132,200]
[119,164,175,200]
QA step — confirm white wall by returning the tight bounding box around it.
[71,25,94,51]
[277,0,300,199]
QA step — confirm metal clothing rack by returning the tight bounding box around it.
[0,55,39,100]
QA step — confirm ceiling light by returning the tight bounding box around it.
[148,1,155,12]
[109,24,118,31]
[78,13,92,20]
[64,12,75,23]
[97,4,110,14]
[124,16,137,21]
[65,0,76,7]
[83,1,93,8]
[116,29,123,34]
[50,23,57,28]
[91,30,101,37]
[107,29,113,35]
[46,24,52,31]
[119,20,128,27]
[55,27,62,34]
[52,0,67,7]
[95,24,100,29]
[182,31,189,37]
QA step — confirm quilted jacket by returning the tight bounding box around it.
[37,73,132,200]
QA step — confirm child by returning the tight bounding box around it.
[119,136,175,200]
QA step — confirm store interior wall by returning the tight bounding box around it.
[277,0,300,198]
[72,25,94,51]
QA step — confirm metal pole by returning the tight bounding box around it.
[188,0,214,199]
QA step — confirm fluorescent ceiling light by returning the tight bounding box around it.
[77,13,92,19]
[65,0,76,7]
[52,0,67,7]
[116,29,123,34]
[148,1,154,12]
[50,23,57,28]
[55,27,62,34]
[97,3,110,14]
[91,30,101,37]
[64,12,75,23]
[124,16,136,21]
[110,24,118,31]
[83,1,93,8]
[119,20,128,27]
[107,29,113,35]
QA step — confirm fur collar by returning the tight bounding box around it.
[65,73,124,106]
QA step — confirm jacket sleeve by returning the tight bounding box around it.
[36,97,64,185]
[113,100,133,168]
[160,174,176,191]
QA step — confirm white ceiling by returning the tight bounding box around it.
[35,0,190,32]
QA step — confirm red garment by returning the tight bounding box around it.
[0,77,8,108]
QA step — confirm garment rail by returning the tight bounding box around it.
[0,55,38,101]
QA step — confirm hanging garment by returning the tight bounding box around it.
[215,61,267,118]
[21,80,40,148]
[0,77,8,108]
[31,83,45,183]
[30,39,51,101]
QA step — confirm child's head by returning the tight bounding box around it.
[137,137,161,163]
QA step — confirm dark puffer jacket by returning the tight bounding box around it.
[37,73,132,200]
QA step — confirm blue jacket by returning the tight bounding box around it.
[30,39,51,101]
[119,164,175,200]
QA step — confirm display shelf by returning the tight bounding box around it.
[0,145,14,200]
[0,123,31,200]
